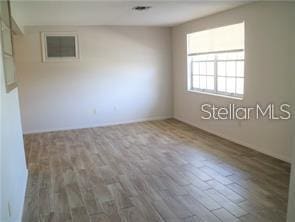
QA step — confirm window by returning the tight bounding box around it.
[41,32,79,62]
[187,23,244,98]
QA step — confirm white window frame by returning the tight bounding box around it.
[187,49,244,99]
[41,32,79,62]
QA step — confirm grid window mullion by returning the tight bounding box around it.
[189,51,244,97]
[225,67,229,93]
[214,55,217,93]
[205,62,207,89]
[235,61,237,94]
[190,58,193,90]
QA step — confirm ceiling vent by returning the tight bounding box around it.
[132,6,152,11]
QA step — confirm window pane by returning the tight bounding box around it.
[187,49,244,97]
[217,62,226,76]
[217,77,226,92]
[200,76,206,89]
[192,62,199,75]
[226,62,235,76]
[207,62,214,75]
[47,36,61,57]
[207,76,214,90]
[46,36,76,57]
[236,61,244,77]
[237,78,244,94]
[217,51,244,60]
[207,54,215,60]
[192,76,200,89]
[200,62,206,74]
[226,77,235,93]
[236,51,244,60]
[226,52,238,60]
[60,37,76,57]
[195,54,207,61]
[217,53,227,60]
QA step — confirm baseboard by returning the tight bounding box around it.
[174,116,290,163]
[23,115,173,135]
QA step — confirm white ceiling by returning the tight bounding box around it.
[12,1,250,27]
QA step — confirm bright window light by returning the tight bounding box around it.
[187,22,245,98]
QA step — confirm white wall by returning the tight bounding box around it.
[287,7,295,219]
[172,2,295,162]
[288,137,295,221]
[0,32,28,221]
[15,26,173,134]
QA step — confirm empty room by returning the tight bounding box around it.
[1,0,295,222]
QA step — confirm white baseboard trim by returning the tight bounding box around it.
[174,116,290,163]
[23,115,173,135]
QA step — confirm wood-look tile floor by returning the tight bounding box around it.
[23,119,290,222]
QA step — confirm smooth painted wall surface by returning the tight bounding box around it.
[0,34,27,221]
[15,26,173,134]
[288,136,295,221]
[172,2,295,162]
[287,12,295,220]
